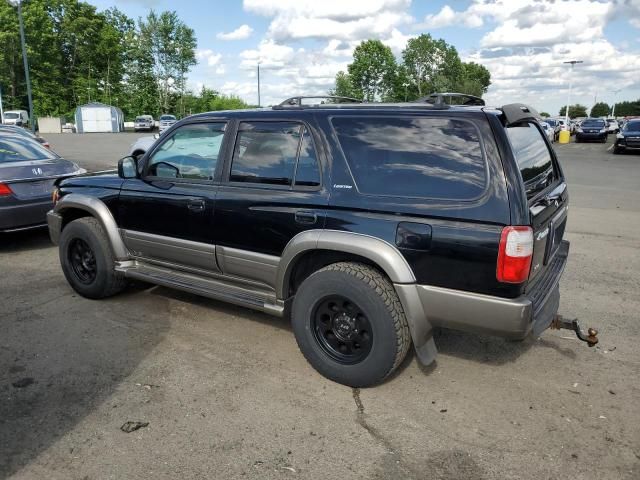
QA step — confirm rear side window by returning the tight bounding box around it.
[331,117,487,199]
[506,122,556,198]
[230,122,321,187]
[0,135,56,163]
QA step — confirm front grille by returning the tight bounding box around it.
[527,241,569,315]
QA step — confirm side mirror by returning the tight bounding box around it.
[118,156,138,179]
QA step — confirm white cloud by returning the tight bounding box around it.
[422,5,483,29]
[196,49,223,67]
[216,24,254,41]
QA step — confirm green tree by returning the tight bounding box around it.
[140,10,196,114]
[455,62,491,97]
[347,40,397,102]
[540,112,550,117]
[402,34,462,98]
[590,102,610,117]
[329,71,358,99]
[612,99,640,117]
[559,104,588,118]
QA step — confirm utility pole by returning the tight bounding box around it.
[16,0,35,132]
[0,84,4,124]
[257,61,261,107]
[563,60,582,125]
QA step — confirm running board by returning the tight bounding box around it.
[121,263,284,317]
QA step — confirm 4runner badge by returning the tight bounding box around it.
[333,184,353,189]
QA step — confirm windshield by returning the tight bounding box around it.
[4,112,19,119]
[623,121,640,131]
[160,115,176,121]
[582,119,605,128]
[545,119,556,126]
[135,116,148,122]
[0,135,57,163]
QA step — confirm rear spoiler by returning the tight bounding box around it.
[500,103,541,126]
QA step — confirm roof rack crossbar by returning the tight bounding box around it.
[418,92,485,107]
[273,96,362,109]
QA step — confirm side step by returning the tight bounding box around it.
[121,262,284,317]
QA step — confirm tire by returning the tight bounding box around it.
[613,146,622,154]
[59,217,126,299]
[291,262,411,387]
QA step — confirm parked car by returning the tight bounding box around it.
[0,132,84,232]
[2,109,29,127]
[134,115,155,132]
[158,114,177,134]
[575,118,608,143]
[539,121,555,143]
[544,118,561,140]
[48,95,588,387]
[605,119,619,134]
[613,119,640,154]
[128,134,158,159]
[0,124,51,149]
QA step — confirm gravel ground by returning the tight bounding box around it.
[1,135,639,480]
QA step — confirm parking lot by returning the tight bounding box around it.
[1,134,639,479]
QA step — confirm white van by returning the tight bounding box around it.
[2,110,29,126]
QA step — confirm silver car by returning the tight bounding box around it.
[158,114,177,134]
[134,115,154,132]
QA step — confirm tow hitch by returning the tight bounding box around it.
[550,315,599,347]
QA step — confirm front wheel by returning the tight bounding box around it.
[59,217,126,299]
[291,262,411,387]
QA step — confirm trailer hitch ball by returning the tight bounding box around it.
[550,315,599,347]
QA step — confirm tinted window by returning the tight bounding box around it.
[624,121,640,131]
[506,122,556,198]
[147,123,225,180]
[332,117,486,199]
[230,122,302,186]
[582,119,605,128]
[160,115,176,121]
[294,128,320,187]
[546,119,557,126]
[4,112,19,119]
[0,135,56,163]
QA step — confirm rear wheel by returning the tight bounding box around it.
[291,262,411,387]
[59,217,126,299]
[613,146,622,154]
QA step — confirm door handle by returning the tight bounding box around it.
[187,199,205,212]
[295,210,317,225]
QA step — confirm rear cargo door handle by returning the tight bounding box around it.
[295,210,317,225]
[187,199,205,212]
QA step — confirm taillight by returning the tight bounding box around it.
[0,183,13,196]
[496,226,533,283]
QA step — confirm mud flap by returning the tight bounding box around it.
[394,284,438,365]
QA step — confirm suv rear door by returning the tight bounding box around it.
[505,121,568,283]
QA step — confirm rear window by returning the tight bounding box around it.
[331,116,487,199]
[582,119,605,128]
[0,135,56,163]
[506,122,556,199]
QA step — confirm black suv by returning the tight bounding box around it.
[48,96,572,387]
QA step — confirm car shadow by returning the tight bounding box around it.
[0,266,170,478]
[0,228,52,254]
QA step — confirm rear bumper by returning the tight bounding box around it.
[398,241,569,340]
[0,199,52,232]
[576,132,606,141]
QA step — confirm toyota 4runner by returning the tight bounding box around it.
[48,95,589,387]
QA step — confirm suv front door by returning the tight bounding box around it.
[118,121,228,272]
[213,120,329,289]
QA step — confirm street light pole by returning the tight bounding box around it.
[257,61,261,107]
[563,60,582,126]
[16,0,35,132]
[611,88,622,118]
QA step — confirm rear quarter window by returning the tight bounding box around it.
[506,122,557,199]
[331,116,487,199]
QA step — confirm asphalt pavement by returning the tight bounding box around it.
[1,135,639,480]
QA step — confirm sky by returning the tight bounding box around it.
[89,0,640,114]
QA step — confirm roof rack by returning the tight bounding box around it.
[273,96,362,109]
[417,92,485,107]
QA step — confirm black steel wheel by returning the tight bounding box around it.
[291,262,411,387]
[59,217,126,299]
[68,238,97,284]
[312,295,373,364]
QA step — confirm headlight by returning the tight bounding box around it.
[616,133,624,139]
[600,128,607,133]
[576,128,583,133]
